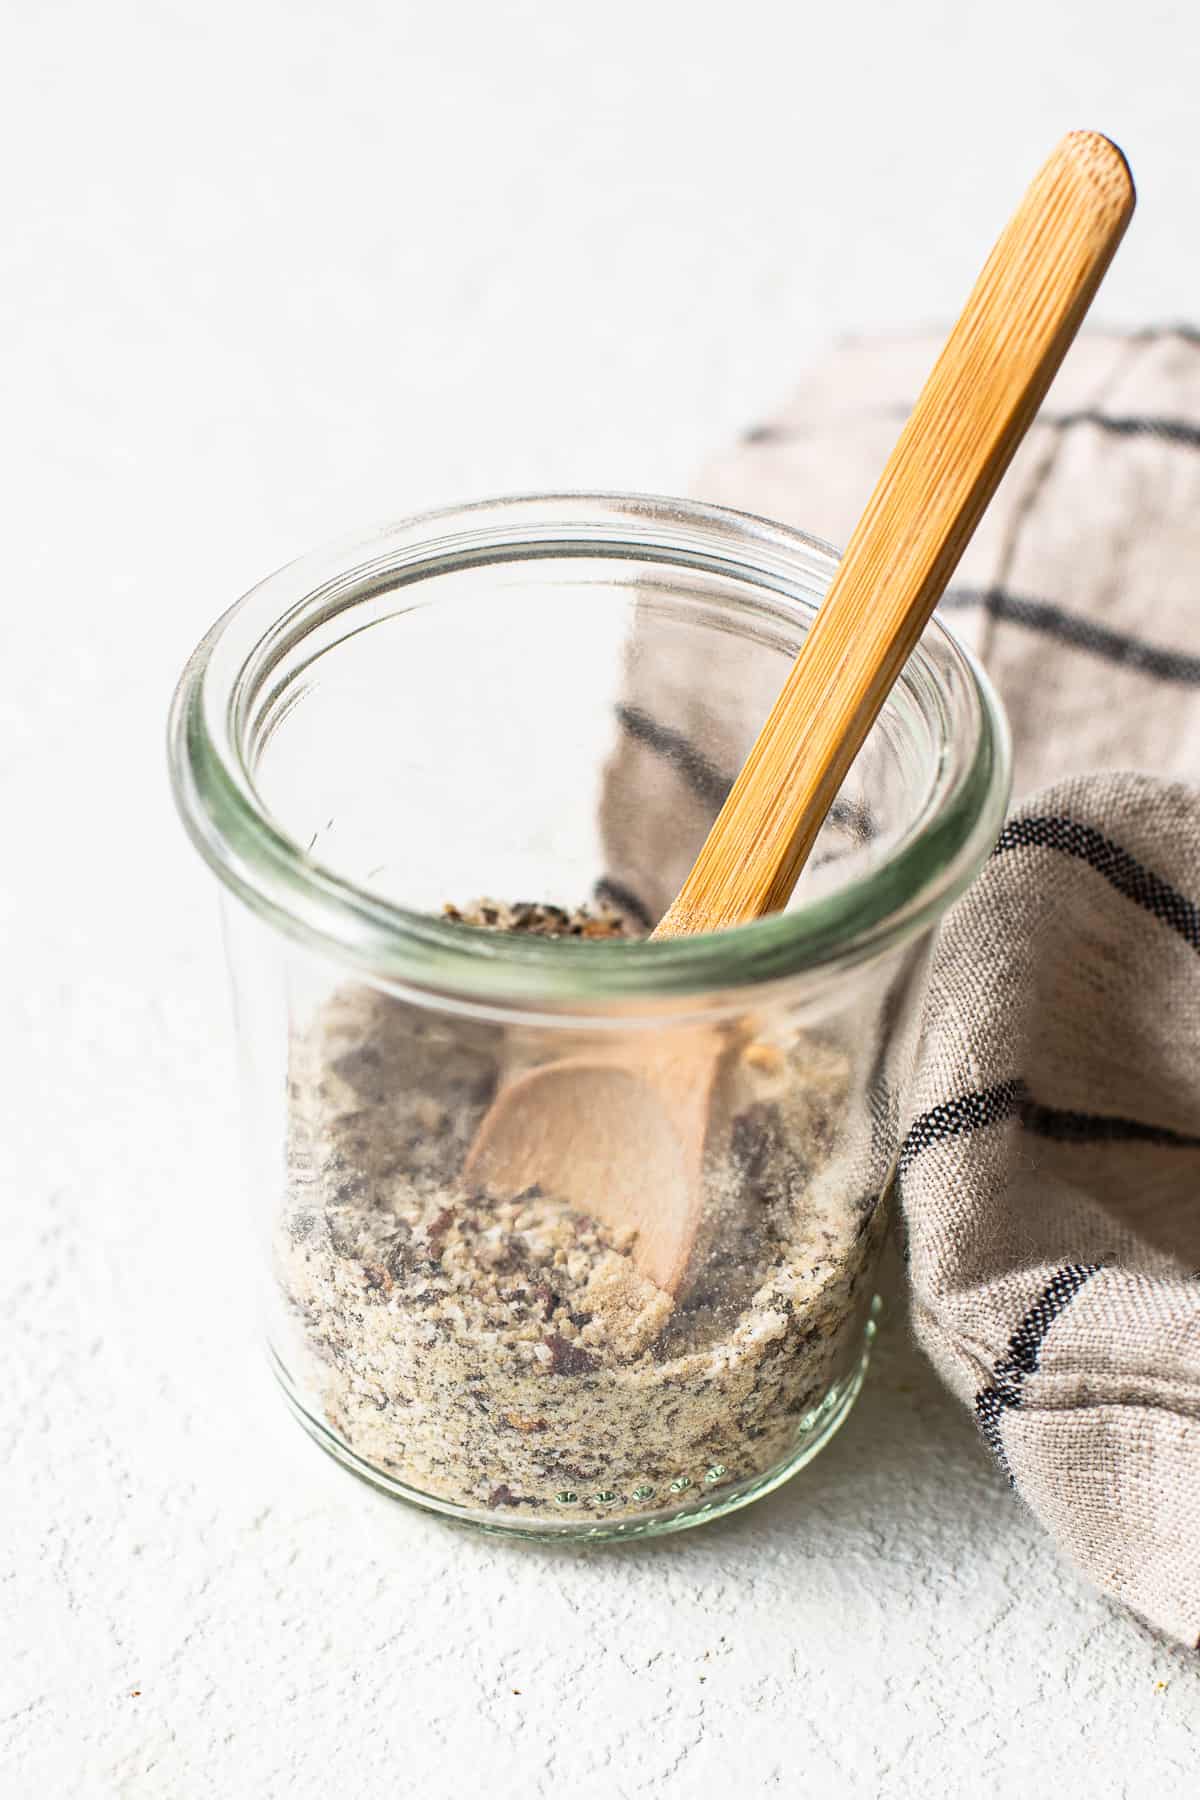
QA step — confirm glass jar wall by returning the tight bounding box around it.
[169,495,1009,1538]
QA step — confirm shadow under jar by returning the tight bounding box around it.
[168,493,1010,1540]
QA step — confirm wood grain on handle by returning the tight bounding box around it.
[654,131,1134,939]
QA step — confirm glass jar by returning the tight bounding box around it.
[168,493,1009,1540]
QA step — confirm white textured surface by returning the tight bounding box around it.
[4,4,1200,1794]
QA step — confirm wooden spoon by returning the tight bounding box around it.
[466,131,1135,1295]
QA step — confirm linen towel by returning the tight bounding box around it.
[613,327,1200,1644]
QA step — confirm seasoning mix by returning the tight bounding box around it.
[277,903,884,1528]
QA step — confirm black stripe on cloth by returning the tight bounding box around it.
[614,705,877,840]
[939,588,1200,686]
[1019,1098,1200,1150]
[1130,322,1200,345]
[995,816,1200,955]
[899,1078,1023,1172]
[901,1077,1200,1174]
[592,877,654,932]
[1040,408,1200,450]
[615,704,732,807]
[975,1265,1102,1478]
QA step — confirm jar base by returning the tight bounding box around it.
[270,1302,879,1542]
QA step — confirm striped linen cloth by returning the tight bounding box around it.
[623,328,1200,1643]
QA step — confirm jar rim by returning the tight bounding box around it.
[167,492,1011,1009]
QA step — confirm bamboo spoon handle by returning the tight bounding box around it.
[654,131,1134,939]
